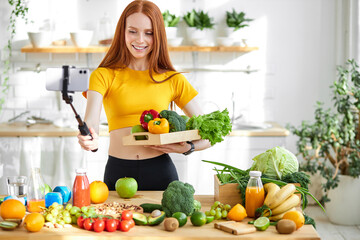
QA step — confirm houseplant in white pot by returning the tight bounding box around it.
[183,9,215,46]
[225,9,253,45]
[288,59,360,225]
[162,10,180,38]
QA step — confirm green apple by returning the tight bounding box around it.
[45,184,52,194]
[115,177,138,198]
[131,125,147,140]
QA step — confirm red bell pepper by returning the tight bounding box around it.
[140,109,159,130]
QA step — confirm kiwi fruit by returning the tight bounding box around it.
[276,219,296,234]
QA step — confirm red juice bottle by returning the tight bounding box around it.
[72,168,90,208]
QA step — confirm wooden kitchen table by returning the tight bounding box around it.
[0,191,320,240]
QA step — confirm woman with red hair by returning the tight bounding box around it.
[78,0,210,190]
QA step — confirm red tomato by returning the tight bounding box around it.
[105,219,117,232]
[121,210,133,220]
[127,219,135,229]
[119,220,132,232]
[93,219,105,233]
[77,216,85,229]
[116,219,122,230]
[83,218,94,231]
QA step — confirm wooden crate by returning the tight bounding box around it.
[122,130,201,146]
[214,175,301,208]
[214,175,242,207]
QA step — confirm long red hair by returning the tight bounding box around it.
[99,0,178,83]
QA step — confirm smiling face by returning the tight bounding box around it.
[125,12,154,63]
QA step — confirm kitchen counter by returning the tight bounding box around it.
[0,122,289,137]
[0,191,320,240]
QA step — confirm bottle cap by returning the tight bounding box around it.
[76,168,87,174]
[249,171,262,177]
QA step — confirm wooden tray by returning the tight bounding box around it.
[122,129,201,145]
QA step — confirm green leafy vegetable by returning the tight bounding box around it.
[282,172,310,190]
[304,213,316,229]
[186,109,232,145]
[250,146,299,179]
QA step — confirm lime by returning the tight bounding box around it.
[254,216,270,231]
[172,212,187,227]
[131,125,147,140]
[206,215,214,224]
[115,177,138,198]
[190,211,206,226]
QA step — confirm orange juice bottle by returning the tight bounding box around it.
[27,168,46,213]
[245,171,265,218]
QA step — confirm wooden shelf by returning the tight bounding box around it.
[21,45,258,53]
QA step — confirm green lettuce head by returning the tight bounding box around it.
[250,146,299,179]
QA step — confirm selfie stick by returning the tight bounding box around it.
[61,65,98,152]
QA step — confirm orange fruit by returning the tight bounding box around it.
[24,212,44,232]
[282,210,305,230]
[0,199,26,220]
[227,203,247,221]
[90,180,109,204]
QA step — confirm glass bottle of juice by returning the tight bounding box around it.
[27,168,46,212]
[72,168,90,208]
[245,171,265,218]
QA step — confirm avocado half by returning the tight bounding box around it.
[148,211,166,226]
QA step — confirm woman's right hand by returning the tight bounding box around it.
[77,127,99,151]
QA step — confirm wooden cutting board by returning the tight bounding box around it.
[214,221,257,235]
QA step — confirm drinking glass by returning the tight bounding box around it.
[6,176,27,197]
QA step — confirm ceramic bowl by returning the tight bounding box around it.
[216,37,234,47]
[70,30,94,47]
[27,32,52,48]
[167,37,183,47]
[191,38,209,47]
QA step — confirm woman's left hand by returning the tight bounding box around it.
[145,142,190,154]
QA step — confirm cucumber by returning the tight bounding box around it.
[140,203,163,213]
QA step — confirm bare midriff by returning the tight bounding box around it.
[108,127,164,160]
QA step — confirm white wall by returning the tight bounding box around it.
[0,0,340,181]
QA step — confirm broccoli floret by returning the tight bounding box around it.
[161,180,196,217]
[159,110,186,132]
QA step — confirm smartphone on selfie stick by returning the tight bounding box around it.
[46,65,97,152]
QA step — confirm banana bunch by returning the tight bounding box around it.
[262,183,300,221]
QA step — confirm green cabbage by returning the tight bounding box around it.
[250,146,299,179]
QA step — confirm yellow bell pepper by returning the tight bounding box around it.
[148,118,170,134]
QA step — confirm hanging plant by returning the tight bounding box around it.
[1,0,30,113]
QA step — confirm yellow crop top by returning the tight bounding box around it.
[84,67,198,132]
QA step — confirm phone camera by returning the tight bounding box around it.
[79,70,83,74]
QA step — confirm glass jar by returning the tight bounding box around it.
[72,168,90,208]
[27,168,46,212]
[245,171,265,218]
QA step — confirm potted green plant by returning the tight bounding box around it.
[183,9,215,46]
[288,59,360,225]
[1,0,29,115]
[225,9,253,44]
[162,10,181,46]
